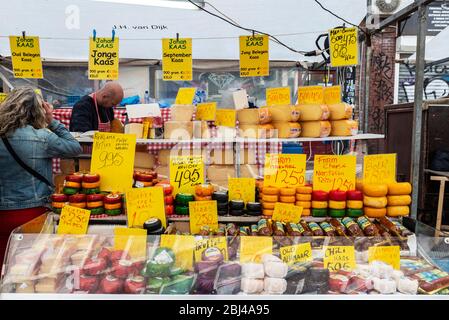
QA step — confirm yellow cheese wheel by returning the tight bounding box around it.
[268,105,300,122]
[237,108,272,125]
[346,200,363,209]
[363,196,388,208]
[302,208,311,216]
[296,194,312,201]
[297,104,330,121]
[296,186,313,194]
[263,209,274,216]
[262,194,278,202]
[300,121,331,138]
[364,207,387,218]
[329,200,346,209]
[388,182,412,195]
[280,187,297,196]
[387,206,410,217]
[363,184,388,197]
[312,200,328,209]
[280,196,296,203]
[263,202,276,210]
[328,103,353,120]
[263,186,279,195]
[387,195,412,206]
[51,202,65,209]
[330,120,358,136]
[272,122,301,138]
[295,201,311,209]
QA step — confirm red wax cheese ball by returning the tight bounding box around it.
[329,190,347,201]
[164,196,174,205]
[65,174,83,183]
[104,193,122,204]
[347,190,363,201]
[51,194,69,202]
[133,171,154,182]
[312,190,328,201]
[83,173,100,183]
[69,194,87,203]
[87,194,104,202]
[165,204,174,215]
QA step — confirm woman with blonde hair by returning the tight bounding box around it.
[0,87,82,264]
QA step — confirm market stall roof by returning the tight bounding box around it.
[407,25,449,63]
[0,0,367,62]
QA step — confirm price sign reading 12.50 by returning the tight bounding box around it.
[313,155,356,192]
[264,154,306,188]
[170,155,205,195]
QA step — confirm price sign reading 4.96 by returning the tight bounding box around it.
[189,201,218,235]
[170,155,205,195]
[57,205,91,235]
[272,202,303,223]
[9,36,43,79]
[363,154,397,184]
[228,178,255,203]
[264,154,306,188]
[313,155,356,192]
[88,37,119,80]
[323,246,356,272]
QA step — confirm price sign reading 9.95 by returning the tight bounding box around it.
[264,154,306,188]
[170,155,205,195]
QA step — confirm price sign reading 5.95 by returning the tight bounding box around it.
[57,205,91,235]
[170,155,205,195]
[264,154,306,188]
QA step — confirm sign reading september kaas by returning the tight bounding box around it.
[239,35,269,77]
[329,27,358,67]
[89,37,119,80]
[162,38,192,81]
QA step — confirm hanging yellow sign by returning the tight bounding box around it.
[9,36,43,79]
[266,87,291,106]
[215,109,236,127]
[272,202,303,223]
[0,93,7,103]
[194,237,228,262]
[240,236,273,263]
[90,132,136,192]
[329,27,359,67]
[239,35,269,77]
[368,246,400,270]
[175,87,196,105]
[280,243,312,265]
[160,234,195,270]
[228,178,255,203]
[324,86,342,104]
[363,154,397,184]
[189,200,218,235]
[196,102,217,121]
[264,154,306,188]
[57,205,91,235]
[114,227,147,260]
[170,155,205,195]
[125,187,166,228]
[313,155,356,192]
[162,38,192,81]
[297,86,324,104]
[323,246,356,271]
[88,37,119,80]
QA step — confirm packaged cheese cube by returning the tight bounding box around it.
[297,104,330,121]
[330,120,358,136]
[300,121,331,138]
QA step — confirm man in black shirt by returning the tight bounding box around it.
[69,82,124,132]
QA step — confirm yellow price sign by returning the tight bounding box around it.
[0,93,7,103]
[272,202,303,224]
[125,187,166,228]
[368,246,400,270]
[240,236,273,263]
[169,155,205,195]
[297,86,324,104]
[189,200,218,235]
[160,235,195,270]
[215,109,236,127]
[194,237,228,262]
[264,154,306,188]
[9,36,43,79]
[113,227,147,260]
[88,37,119,80]
[329,27,359,67]
[324,86,342,104]
[313,155,356,192]
[266,87,291,106]
[239,35,269,77]
[363,154,397,184]
[162,38,192,81]
[280,243,312,265]
[323,246,356,271]
[196,102,217,121]
[174,87,196,105]
[57,205,91,235]
[228,178,255,203]
[90,132,136,192]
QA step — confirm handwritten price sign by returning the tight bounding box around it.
[9,36,43,79]
[297,86,324,104]
[228,178,255,203]
[329,27,358,67]
[114,227,147,260]
[368,246,400,270]
[272,202,303,223]
[363,154,396,184]
[239,35,269,77]
[194,237,228,261]
[170,155,205,195]
[90,132,136,192]
[189,200,218,235]
[162,38,193,81]
[240,236,273,263]
[323,246,356,271]
[88,37,119,80]
[215,109,236,127]
[264,154,306,188]
[174,87,196,105]
[324,86,342,105]
[161,235,195,270]
[280,243,312,265]
[57,205,91,235]
[125,187,166,228]
[196,102,217,121]
[313,155,356,192]
[266,87,291,106]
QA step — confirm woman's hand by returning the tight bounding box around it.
[43,102,54,125]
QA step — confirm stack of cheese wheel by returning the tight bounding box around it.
[328,103,358,137]
[195,184,214,201]
[261,186,279,216]
[296,104,331,138]
[51,194,68,214]
[363,184,388,218]
[295,185,312,216]
[346,190,364,218]
[86,194,104,215]
[328,190,346,218]
[104,193,123,216]
[386,182,412,217]
[133,170,156,188]
[63,173,83,195]
[279,187,296,205]
[82,173,101,195]
[69,193,87,209]
[268,105,301,139]
[155,181,174,216]
[175,193,194,215]
[311,190,328,217]
[237,108,274,139]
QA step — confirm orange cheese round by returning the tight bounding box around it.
[346,200,363,209]
[388,182,412,195]
[64,181,81,189]
[104,203,122,210]
[296,194,312,201]
[262,194,278,202]
[280,196,296,203]
[82,181,101,189]
[263,209,274,216]
[295,201,311,209]
[387,195,411,206]
[387,206,410,217]
[296,186,313,194]
[51,202,65,209]
[364,207,387,218]
[280,187,296,196]
[363,184,388,197]
[329,200,346,210]
[263,202,276,210]
[263,186,279,195]
[301,208,311,216]
[69,202,87,209]
[363,196,388,208]
[312,201,328,209]
[87,201,103,209]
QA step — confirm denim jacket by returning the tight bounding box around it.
[0,120,82,210]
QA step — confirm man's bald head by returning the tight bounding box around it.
[96,81,124,108]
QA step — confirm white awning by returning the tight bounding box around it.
[408,25,449,63]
